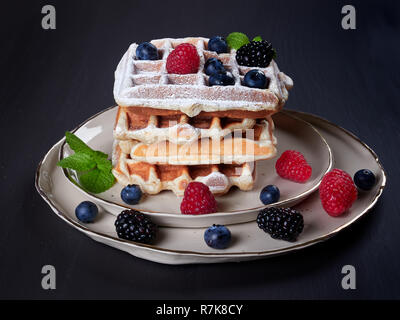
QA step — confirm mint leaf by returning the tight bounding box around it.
[96,156,113,172]
[79,168,115,194]
[226,32,250,50]
[253,36,262,42]
[92,150,108,159]
[59,131,115,193]
[65,131,92,154]
[65,131,108,159]
[57,152,96,171]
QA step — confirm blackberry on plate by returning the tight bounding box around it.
[257,207,304,242]
[236,40,276,68]
[114,210,157,244]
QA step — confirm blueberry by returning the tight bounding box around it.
[243,69,269,89]
[204,58,226,76]
[121,184,142,205]
[208,36,228,54]
[204,224,231,249]
[75,201,98,223]
[136,42,159,60]
[354,169,376,191]
[260,185,280,205]
[209,72,235,86]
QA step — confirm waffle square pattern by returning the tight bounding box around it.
[114,37,293,117]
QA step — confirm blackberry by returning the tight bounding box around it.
[114,210,157,244]
[257,207,304,242]
[236,40,276,68]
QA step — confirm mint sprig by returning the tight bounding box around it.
[226,32,250,50]
[65,131,92,154]
[79,169,115,194]
[57,131,115,193]
[252,36,262,42]
[57,152,96,172]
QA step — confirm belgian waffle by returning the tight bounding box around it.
[113,145,256,196]
[116,119,276,165]
[114,106,277,145]
[114,37,293,117]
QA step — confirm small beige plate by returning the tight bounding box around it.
[36,110,386,265]
[58,107,333,227]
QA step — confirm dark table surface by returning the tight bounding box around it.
[1,0,399,299]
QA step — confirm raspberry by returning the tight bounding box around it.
[166,43,200,74]
[319,169,358,216]
[275,150,312,183]
[180,182,217,215]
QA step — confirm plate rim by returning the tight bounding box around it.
[34,109,386,258]
[57,106,333,216]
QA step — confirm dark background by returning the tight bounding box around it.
[1,0,399,299]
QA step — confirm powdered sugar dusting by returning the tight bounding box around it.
[114,37,293,117]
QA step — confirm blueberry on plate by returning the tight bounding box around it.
[208,36,228,54]
[243,69,269,89]
[209,72,235,86]
[204,58,226,76]
[75,201,98,223]
[354,169,376,191]
[204,224,231,249]
[260,185,280,205]
[136,42,159,60]
[121,184,143,205]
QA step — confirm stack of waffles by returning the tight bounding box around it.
[112,37,293,196]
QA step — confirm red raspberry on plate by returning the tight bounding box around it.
[166,43,200,74]
[275,150,312,183]
[319,169,358,217]
[180,182,217,215]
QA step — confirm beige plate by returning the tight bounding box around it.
[35,109,385,264]
[58,107,333,227]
